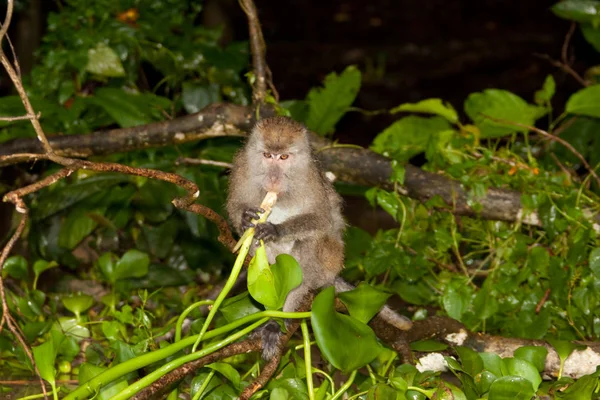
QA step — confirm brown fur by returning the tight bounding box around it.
[226,117,411,359]
[227,117,345,305]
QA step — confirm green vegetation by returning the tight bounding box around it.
[1,0,600,399]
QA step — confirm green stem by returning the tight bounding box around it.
[193,234,253,351]
[176,300,214,342]
[110,318,268,400]
[330,370,357,400]
[301,320,314,400]
[64,310,310,400]
[191,370,215,400]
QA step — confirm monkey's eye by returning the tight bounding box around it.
[280,154,289,160]
[263,152,272,158]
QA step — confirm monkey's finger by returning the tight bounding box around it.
[243,210,262,220]
[242,222,255,230]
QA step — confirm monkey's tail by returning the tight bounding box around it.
[334,277,413,331]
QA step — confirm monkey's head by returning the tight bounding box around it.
[246,116,313,195]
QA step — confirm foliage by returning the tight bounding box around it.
[2,0,600,399]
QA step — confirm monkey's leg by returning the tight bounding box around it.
[334,277,412,330]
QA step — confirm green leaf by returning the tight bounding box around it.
[443,281,471,320]
[311,287,383,372]
[2,255,29,280]
[343,227,372,268]
[113,250,150,282]
[391,98,459,124]
[91,88,171,128]
[220,292,263,323]
[53,317,91,341]
[456,346,484,377]
[473,287,498,320]
[58,208,102,250]
[551,1,600,25]
[566,85,600,118]
[305,65,361,135]
[534,75,556,105]
[97,252,118,283]
[337,282,391,323]
[62,295,94,320]
[547,339,584,363]
[33,341,56,389]
[79,363,129,400]
[181,82,220,114]
[581,23,600,52]
[86,43,125,77]
[527,246,550,276]
[513,346,548,373]
[501,358,541,391]
[479,352,503,377]
[247,244,277,309]
[487,376,535,400]
[590,248,600,279]
[268,378,309,400]
[464,89,546,138]
[557,371,600,399]
[474,370,498,395]
[207,362,241,389]
[367,384,400,399]
[371,116,452,161]
[33,260,59,288]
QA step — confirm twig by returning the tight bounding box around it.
[483,114,600,187]
[0,112,41,121]
[549,152,576,183]
[536,288,551,314]
[176,157,233,169]
[561,22,576,66]
[0,197,48,400]
[535,23,588,88]
[239,0,269,105]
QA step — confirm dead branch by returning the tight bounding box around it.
[0,103,263,162]
[410,317,600,379]
[239,0,269,105]
[2,105,589,228]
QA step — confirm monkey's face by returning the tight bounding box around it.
[260,151,292,193]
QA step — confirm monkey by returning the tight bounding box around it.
[226,116,411,360]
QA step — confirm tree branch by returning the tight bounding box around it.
[239,0,270,104]
[3,104,595,228]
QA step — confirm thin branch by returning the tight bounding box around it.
[0,48,53,154]
[0,112,40,121]
[239,0,269,104]
[176,157,233,169]
[483,114,600,187]
[561,22,576,66]
[0,0,14,43]
[0,198,48,400]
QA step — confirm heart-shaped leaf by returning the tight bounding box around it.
[311,287,383,372]
[248,244,303,310]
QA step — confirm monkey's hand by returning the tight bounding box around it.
[241,207,265,231]
[255,222,279,241]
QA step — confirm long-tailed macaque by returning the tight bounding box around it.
[226,116,411,359]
